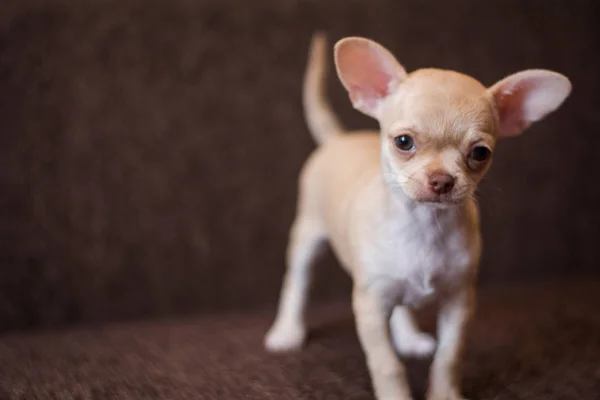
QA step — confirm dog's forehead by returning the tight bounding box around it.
[406,69,487,94]
[384,69,496,136]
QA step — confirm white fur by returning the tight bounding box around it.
[265,34,571,400]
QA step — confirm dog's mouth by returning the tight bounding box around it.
[395,185,471,206]
[384,172,472,206]
[416,195,464,206]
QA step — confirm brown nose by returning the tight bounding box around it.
[428,171,455,195]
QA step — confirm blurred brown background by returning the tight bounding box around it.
[1,0,599,331]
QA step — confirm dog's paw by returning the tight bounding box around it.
[427,394,468,400]
[264,322,306,352]
[427,388,468,400]
[393,331,437,358]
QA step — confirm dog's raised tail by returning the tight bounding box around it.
[303,32,343,145]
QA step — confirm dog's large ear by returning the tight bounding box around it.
[488,70,571,137]
[334,37,407,118]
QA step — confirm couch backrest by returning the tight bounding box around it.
[1,0,598,331]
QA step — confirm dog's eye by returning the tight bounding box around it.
[470,146,491,162]
[394,135,414,151]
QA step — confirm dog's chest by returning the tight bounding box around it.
[362,206,475,306]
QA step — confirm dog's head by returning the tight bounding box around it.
[333,37,571,206]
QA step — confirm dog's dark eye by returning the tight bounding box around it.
[470,146,491,162]
[394,135,414,151]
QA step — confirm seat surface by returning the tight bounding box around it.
[1,280,599,400]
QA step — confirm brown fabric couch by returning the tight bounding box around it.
[1,0,599,398]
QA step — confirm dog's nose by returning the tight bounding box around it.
[428,171,455,195]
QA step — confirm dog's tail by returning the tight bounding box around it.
[303,32,344,145]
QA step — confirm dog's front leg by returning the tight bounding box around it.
[427,285,475,400]
[353,286,413,400]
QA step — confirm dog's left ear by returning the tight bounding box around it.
[334,37,407,119]
[488,70,571,137]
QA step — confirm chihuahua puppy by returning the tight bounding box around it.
[265,33,571,400]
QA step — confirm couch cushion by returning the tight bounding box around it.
[1,280,598,399]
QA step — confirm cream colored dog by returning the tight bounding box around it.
[265,33,571,400]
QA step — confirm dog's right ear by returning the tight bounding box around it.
[488,70,572,137]
[334,37,407,119]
